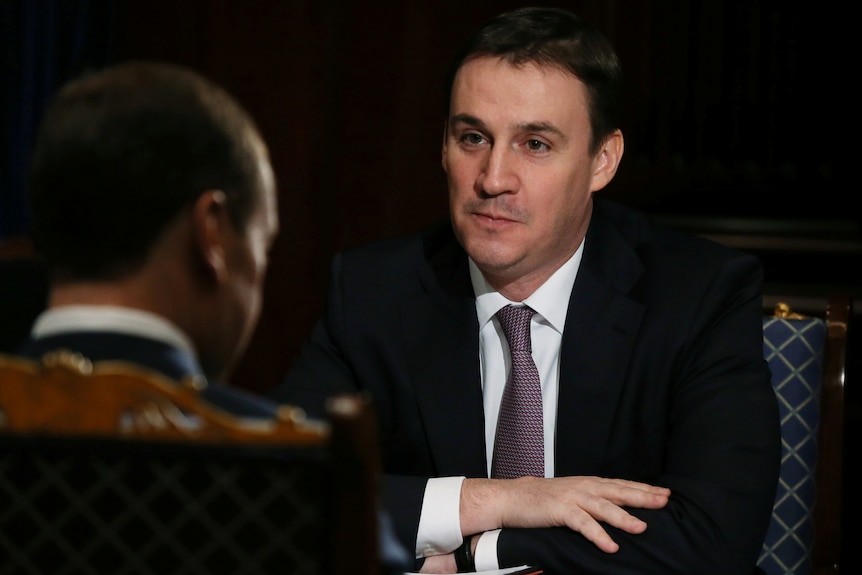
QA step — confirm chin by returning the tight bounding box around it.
[465,241,520,272]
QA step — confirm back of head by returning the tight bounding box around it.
[28,61,268,281]
[444,6,624,154]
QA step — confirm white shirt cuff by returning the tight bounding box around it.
[415,476,465,558]
[474,529,501,571]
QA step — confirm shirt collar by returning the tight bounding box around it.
[470,240,584,333]
[31,305,197,358]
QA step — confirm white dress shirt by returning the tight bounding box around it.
[415,243,584,569]
[30,305,197,358]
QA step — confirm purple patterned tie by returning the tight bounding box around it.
[491,304,544,479]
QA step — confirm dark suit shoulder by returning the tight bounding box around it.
[334,219,466,293]
[15,332,279,419]
[591,197,761,266]
[586,197,764,321]
[340,219,454,261]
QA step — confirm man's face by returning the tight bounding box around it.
[442,56,621,298]
[218,153,279,378]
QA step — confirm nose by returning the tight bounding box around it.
[476,144,517,196]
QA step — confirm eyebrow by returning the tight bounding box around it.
[449,113,568,142]
[448,113,486,131]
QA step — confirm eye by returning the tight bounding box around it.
[460,132,487,146]
[525,139,549,152]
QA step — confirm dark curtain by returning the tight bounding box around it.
[0,0,120,240]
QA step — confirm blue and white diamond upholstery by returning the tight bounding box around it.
[757,313,827,575]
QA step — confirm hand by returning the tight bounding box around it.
[418,552,456,574]
[418,534,476,574]
[460,476,670,553]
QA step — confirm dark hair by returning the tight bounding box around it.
[28,61,269,279]
[444,6,624,155]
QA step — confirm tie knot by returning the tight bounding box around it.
[496,305,535,352]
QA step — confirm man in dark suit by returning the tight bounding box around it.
[269,7,781,575]
[16,60,410,574]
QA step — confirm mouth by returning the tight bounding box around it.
[473,211,517,224]
[468,211,522,234]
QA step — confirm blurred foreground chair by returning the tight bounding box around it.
[757,294,849,575]
[0,351,380,575]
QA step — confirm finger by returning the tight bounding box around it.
[599,477,671,495]
[592,480,670,508]
[565,508,621,553]
[580,495,649,534]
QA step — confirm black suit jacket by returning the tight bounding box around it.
[271,197,781,575]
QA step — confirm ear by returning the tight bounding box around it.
[589,129,624,193]
[191,190,230,283]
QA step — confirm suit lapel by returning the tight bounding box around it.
[555,210,646,476]
[402,232,488,478]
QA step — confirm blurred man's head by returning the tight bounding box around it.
[28,61,279,380]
